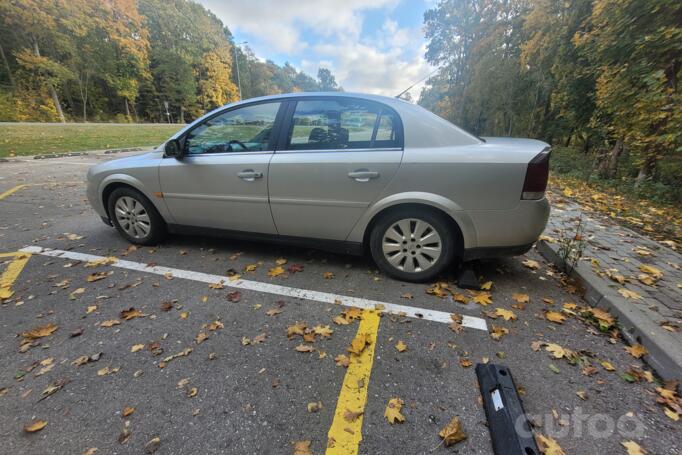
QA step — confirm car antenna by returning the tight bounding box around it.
[395,67,441,99]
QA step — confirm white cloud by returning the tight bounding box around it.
[197,0,433,98]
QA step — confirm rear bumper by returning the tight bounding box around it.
[467,198,550,248]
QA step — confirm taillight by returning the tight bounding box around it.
[521,148,551,200]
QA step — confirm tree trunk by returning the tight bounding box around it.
[78,72,89,122]
[635,154,656,188]
[598,137,623,178]
[32,38,65,123]
[124,98,130,120]
[0,43,15,88]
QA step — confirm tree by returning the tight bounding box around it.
[318,67,338,91]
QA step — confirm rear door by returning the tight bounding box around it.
[159,101,283,233]
[268,97,403,240]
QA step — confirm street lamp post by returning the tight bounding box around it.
[233,41,248,100]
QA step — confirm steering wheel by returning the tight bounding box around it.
[228,140,248,150]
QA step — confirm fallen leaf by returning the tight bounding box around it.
[522,259,540,270]
[348,333,371,355]
[120,308,145,320]
[20,323,58,340]
[24,420,47,433]
[195,332,208,344]
[490,325,509,341]
[395,340,407,352]
[323,271,334,279]
[265,308,282,316]
[535,433,565,455]
[576,390,588,400]
[307,401,323,413]
[545,311,566,324]
[144,437,161,454]
[384,397,405,424]
[226,291,242,302]
[313,325,333,338]
[295,344,315,353]
[244,264,258,272]
[85,257,117,267]
[600,360,616,371]
[664,407,679,421]
[287,264,304,273]
[625,344,647,359]
[122,406,135,417]
[100,319,120,328]
[621,440,647,455]
[545,343,566,359]
[82,449,98,455]
[438,416,467,447]
[293,440,313,455]
[512,293,529,304]
[638,265,662,280]
[87,271,112,282]
[472,291,492,305]
[480,281,493,290]
[343,409,363,422]
[495,308,517,321]
[618,288,642,300]
[335,354,350,367]
[459,358,472,368]
[267,266,285,277]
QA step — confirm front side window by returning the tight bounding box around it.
[287,99,401,150]
[185,102,281,155]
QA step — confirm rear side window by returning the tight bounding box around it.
[286,98,401,150]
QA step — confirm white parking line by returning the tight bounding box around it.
[19,246,488,331]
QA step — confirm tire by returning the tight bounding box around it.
[107,187,165,245]
[369,208,457,282]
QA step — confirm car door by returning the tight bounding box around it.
[159,101,283,234]
[268,97,403,240]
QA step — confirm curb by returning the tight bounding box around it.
[537,240,682,383]
[0,146,153,163]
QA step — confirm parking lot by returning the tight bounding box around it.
[0,153,679,454]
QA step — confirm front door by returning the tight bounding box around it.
[159,101,282,234]
[268,97,403,240]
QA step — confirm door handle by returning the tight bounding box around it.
[348,170,379,182]
[237,170,263,181]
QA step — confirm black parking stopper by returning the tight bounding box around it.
[475,363,540,455]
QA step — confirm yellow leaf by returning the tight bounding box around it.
[625,344,647,359]
[295,344,315,353]
[522,259,540,270]
[490,325,509,341]
[24,419,47,433]
[545,343,566,359]
[86,305,97,314]
[287,322,307,338]
[384,397,405,424]
[395,340,407,352]
[86,271,111,282]
[120,307,145,320]
[600,360,616,371]
[275,257,287,265]
[637,274,656,286]
[438,416,467,446]
[472,292,492,305]
[195,332,208,344]
[85,257,117,268]
[323,271,334,279]
[664,407,679,421]
[638,265,662,279]
[459,358,472,368]
[348,333,371,355]
[335,354,350,367]
[480,281,493,290]
[495,308,517,321]
[130,344,145,353]
[313,325,333,338]
[621,440,647,455]
[293,440,313,455]
[512,293,529,303]
[453,293,469,304]
[100,319,120,327]
[244,264,258,272]
[267,266,285,277]
[535,433,565,455]
[545,311,566,324]
[122,406,135,417]
[618,288,642,299]
[20,323,58,340]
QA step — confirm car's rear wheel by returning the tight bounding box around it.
[108,187,165,245]
[369,209,456,282]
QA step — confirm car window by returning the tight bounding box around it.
[287,99,400,150]
[374,112,399,146]
[185,102,280,155]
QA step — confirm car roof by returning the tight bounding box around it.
[172,92,482,148]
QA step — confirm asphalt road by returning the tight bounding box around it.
[0,153,678,454]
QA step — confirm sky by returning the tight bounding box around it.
[197,0,436,100]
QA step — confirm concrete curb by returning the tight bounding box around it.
[1,146,154,163]
[537,240,682,383]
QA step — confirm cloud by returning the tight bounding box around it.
[197,0,433,98]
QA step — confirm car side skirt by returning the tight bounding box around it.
[462,242,534,261]
[166,224,365,256]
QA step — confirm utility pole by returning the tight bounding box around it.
[232,41,248,100]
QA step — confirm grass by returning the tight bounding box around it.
[0,123,184,157]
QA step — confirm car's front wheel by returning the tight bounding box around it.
[108,187,165,245]
[369,209,456,282]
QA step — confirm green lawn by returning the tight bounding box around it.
[0,123,184,157]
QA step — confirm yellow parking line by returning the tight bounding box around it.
[326,310,381,454]
[0,252,31,300]
[0,184,27,200]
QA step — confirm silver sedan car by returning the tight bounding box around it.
[86,92,550,282]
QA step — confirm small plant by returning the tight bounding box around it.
[557,213,587,275]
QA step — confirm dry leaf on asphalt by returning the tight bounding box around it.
[120,307,145,320]
[268,266,285,277]
[438,416,467,447]
[307,401,323,413]
[490,326,509,341]
[122,406,135,417]
[335,354,350,367]
[24,419,47,433]
[293,440,313,455]
[512,293,529,303]
[545,311,566,324]
[495,308,517,321]
[625,344,647,359]
[384,397,405,424]
[472,291,492,305]
[522,259,540,270]
[226,291,242,302]
[535,433,565,455]
[395,340,407,352]
[343,409,363,422]
[323,271,334,279]
[621,440,647,455]
[480,281,493,290]
[618,288,642,300]
[295,344,315,353]
[20,323,58,340]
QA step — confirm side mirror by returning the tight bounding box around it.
[164,139,183,159]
